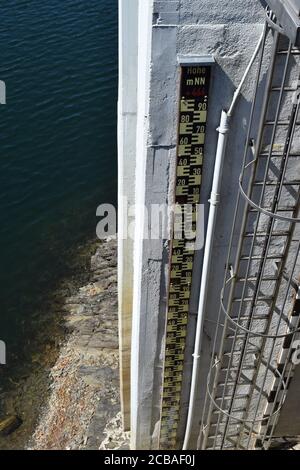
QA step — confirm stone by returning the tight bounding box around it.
[0,416,22,436]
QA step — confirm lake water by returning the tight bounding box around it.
[0,0,117,359]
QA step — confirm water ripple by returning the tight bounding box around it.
[0,0,118,345]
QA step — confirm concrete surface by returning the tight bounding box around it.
[119,0,300,450]
[118,0,139,430]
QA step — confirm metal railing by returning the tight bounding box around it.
[198,12,300,450]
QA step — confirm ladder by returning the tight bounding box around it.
[200,26,300,450]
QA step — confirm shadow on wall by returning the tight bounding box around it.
[173,54,271,448]
[260,0,268,8]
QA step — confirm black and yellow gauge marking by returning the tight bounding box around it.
[159,65,211,450]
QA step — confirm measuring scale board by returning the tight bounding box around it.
[159,64,212,449]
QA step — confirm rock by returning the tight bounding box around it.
[0,415,22,436]
[26,239,129,450]
[88,333,118,350]
[79,366,118,388]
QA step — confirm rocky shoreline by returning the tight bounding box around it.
[2,238,300,451]
[0,238,129,450]
[29,237,129,450]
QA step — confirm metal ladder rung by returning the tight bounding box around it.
[253,181,300,186]
[271,87,297,92]
[215,393,250,401]
[249,207,296,213]
[218,380,252,388]
[221,365,257,373]
[276,49,300,55]
[259,152,300,157]
[226,333,254,340]
[236,276,278,282]
[213,407,247,416]
[230,314,271,322]
[240,254,284,261]
[208,433,240,440]
[209,422,253,433]
[244,231,290,238]
[264,120,300,126]
[232,296,273,302]
[205,445,239,450]
[223,348,259,357]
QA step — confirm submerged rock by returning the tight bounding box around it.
[29,238,130,450]
[0,238,109,450]
[0,416,22,436]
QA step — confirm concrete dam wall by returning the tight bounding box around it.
[118,0,300,450]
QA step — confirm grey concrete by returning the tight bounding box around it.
[129,0,267,449]
[275,365,300,436]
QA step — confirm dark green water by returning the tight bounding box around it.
[0,1,117,359]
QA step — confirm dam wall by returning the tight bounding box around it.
[118,0,300,449]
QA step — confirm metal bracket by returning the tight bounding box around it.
[266,0,300,45]
[177,55,215,66]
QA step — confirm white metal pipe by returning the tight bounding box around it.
[182,28,264,450]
